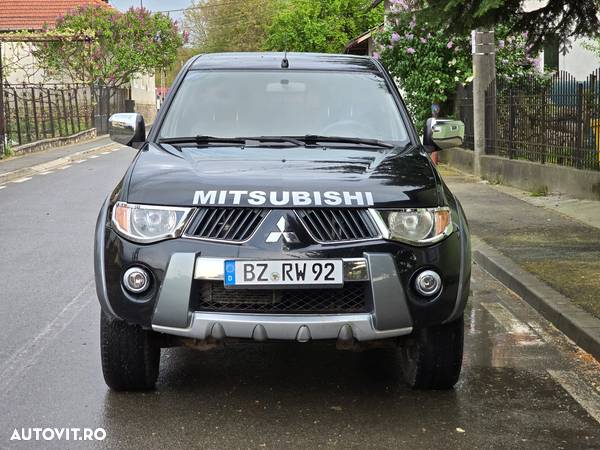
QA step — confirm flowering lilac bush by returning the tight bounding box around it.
[375,1,542,127]
[35,6,183,88]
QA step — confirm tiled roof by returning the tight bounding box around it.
[0,0,110,31]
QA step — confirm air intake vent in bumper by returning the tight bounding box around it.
[185,207,268,242]
[193,281,370,314]
[296,209,380,242]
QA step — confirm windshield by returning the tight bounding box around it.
[158,70,409,144]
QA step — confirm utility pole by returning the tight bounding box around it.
[471,29,496,177]
[0,42,5,157]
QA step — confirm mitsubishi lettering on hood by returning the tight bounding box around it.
[192,190,375,207]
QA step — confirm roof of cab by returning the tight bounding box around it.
[189,52,380,72]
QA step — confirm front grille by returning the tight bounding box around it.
[296,209,380,242]
[193,281,370,314]
[185,207,268,242]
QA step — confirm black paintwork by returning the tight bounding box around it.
[96,208,467,329]
[189,52,381,72]
[94,52,471,334]
[126,143,440,208]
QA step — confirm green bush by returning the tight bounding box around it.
[375,4,545,128]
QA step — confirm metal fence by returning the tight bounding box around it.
[1,83,128,147]
[454,83,474,150]
[455,68,600,171]
[92,84,128,135]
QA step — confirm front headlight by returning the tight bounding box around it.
[112,202,193,243]
[373,207,452,245]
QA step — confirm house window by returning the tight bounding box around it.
[544,35,559,72]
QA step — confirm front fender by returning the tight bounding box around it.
[94,196,120,320]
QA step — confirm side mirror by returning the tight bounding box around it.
[423,118,464,152]
[108,113,146,147]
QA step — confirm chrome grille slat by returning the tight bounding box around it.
[303,210,327,241]
[319,210,342,240]
[345,209,366,237]
[338,209,358,239]
[328,209,347,240]
[185,207,267,242]
[357,210,378,236]
[196,209,217,236]
[216,209,236,239]
[238,210,264,240]
[226,209,247,240]
[296,208,380,243]
[204,208,226,238]
[186,207,379,243]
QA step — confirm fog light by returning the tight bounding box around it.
[123,267,150,293]
[414,270,441,297]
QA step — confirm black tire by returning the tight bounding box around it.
[100,312,160,391]
[400,316,464,390]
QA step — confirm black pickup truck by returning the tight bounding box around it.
[95,52,470,391]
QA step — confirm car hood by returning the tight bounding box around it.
[125,143,440,208]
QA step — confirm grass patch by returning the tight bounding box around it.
[436,164,461,177]
[529,186,548,197]
[3,143,14,158]
[521,259,600,319]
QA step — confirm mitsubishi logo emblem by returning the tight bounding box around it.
[266,216,300,243]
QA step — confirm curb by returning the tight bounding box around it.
[0,142,120,185]
[472,237,600,360]
[11,128,97,156]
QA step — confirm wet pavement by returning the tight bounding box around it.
[0,148,599,449]
[440,165,600,319]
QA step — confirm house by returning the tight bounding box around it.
[0,0,157,122]
[524,0,600,81]
[345,0,389,55]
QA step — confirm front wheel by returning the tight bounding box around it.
[100,312,160,391]
[400,316,464,389]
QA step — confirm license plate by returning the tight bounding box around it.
[224,260,343,287]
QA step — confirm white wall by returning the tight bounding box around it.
[130,73,156,105]
[560,39,599,80]
[523,0,600,80]
[1,42,61,84]
[130,73,157,123]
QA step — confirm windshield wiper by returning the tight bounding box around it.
[158,135,396,149]
[158,135,247,146]
[158,135,305,148]
[289,135,395,148]
[239,136,305,146]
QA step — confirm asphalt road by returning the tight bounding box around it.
[0,146,599,449]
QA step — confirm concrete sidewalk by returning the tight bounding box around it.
[0,135,116,184]
[441,165,600,318]
[441,164,600,357]
[0,135,113,175]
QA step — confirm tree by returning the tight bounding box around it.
[264,0,383,53]
[160,47,198,88]
[376,2,545,127]
[583,35,600,59]
[35,5,183,87]
[413,0,600,51]
[184,0,279,52]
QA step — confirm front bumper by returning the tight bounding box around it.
[150,253,413,342]
[95,199,471,339]
[154,312,411,342]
